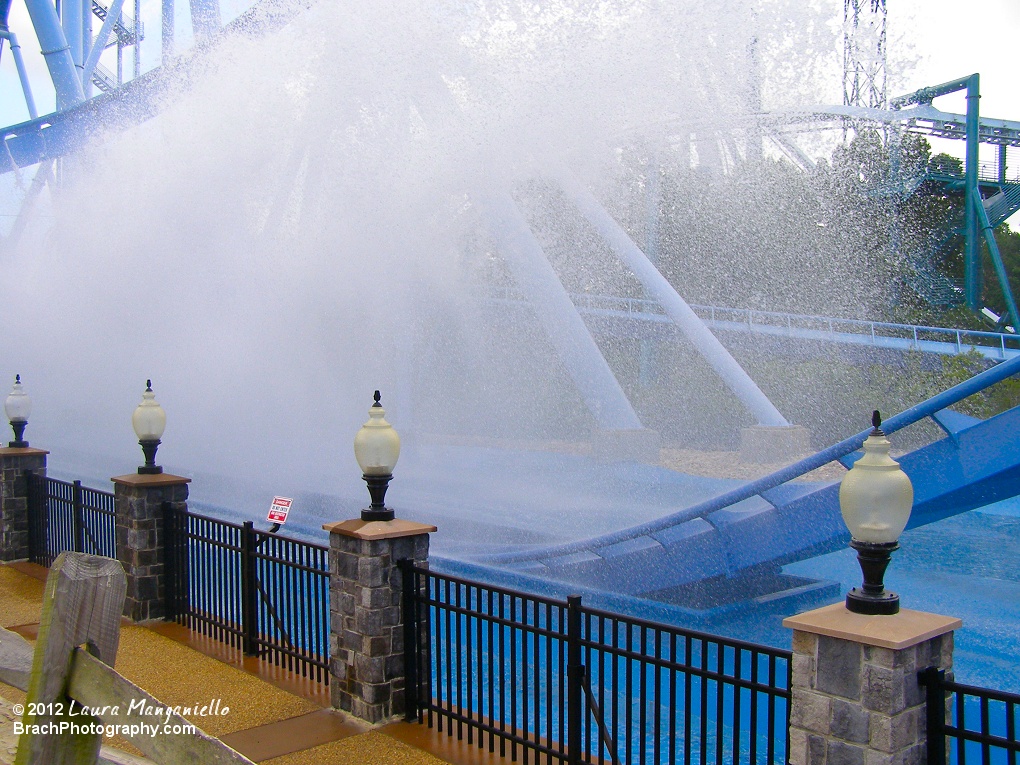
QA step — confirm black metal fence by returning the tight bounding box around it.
[402,563,792,765]
[34,478,1020,765]
[24,476,330,684]
[164,505,331,684]
[26,475,117,566]
[921,667,1020,765]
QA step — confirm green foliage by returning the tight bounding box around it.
[980,225,1020,323]
[941,349,1020,417]
[928,152,964,177]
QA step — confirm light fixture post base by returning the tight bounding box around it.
[361,473,394,522]
[137,439,163,475]
[846,539,900,615]
[8,420,27,448]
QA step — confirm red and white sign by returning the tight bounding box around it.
[267,496,293,524]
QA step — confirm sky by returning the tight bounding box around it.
[0,0,1017,200]
[892,0,1020,171]
[1,0,1019,124]
[892,0,1019,120]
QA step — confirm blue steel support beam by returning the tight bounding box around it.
[975,199,1020,330]
[162,0,173,60]
[554,167,790,428]
[61,0,84,79]
[0,30,39,119]
[965,74,981,310]
[23,0,85,109]
[188,0,220,41]
[891,74,984,312]
[890,74,979,110]
[82,0,126,84]
[479,189,646,432]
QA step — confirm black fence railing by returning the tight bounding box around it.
[26,475,117,566]
[164,505,331,684]
[921,667,1020,765]
[402,563,792,765]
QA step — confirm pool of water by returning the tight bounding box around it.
[783,497,1020,694]
[49,444,1020,694]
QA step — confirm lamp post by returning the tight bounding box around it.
[839,410,914,615]
[4,375,32,448]
[353,390,400,522]
[132,380,166,475]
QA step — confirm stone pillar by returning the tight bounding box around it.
[324,517,436,724]
[111,473,190,621]
[0,447,48,561]
[784,603,961,765]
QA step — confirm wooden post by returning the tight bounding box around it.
[0,625,34,690]
[5,551,256,765]
[15,551,127,765]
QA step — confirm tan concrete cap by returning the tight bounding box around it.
[323,518,437,540]
[0,447,50,456]
[783,602,962,650]
[110,472,192,487]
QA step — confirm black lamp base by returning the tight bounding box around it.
[846,587,900,615]
[138,439,163,475]
[846,539,900,615]
[9,420,28,448]
[361,473,394,522]
[361,507,395,522]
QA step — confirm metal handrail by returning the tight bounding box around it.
[480,352,1020,564]
[486,287,1020,356]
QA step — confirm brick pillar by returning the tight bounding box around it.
[0,447,48,561]
[784,603,961,765]
[111,473,190,621]
[324,517,435,724]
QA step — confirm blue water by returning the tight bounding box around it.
[49,442,1020,695]
[784,497,1020,694]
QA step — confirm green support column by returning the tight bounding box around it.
[964,74,981,310]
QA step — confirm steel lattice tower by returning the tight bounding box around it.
[843,0,887,109]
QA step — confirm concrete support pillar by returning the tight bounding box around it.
[784,603,961,765]
[324,517,435,724]
[0,447,48,561]
[111,473,190,621]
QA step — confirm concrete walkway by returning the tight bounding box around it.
[0,561,501,765]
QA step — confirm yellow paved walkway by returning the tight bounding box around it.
[0,561,469,765]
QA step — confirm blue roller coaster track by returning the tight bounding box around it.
[473,353,1020,599]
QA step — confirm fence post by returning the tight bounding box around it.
[784,604,960,765]
[162,501,176,622]
[240,521,259,656]
[110,472,190,621]
[400,558,420,722]
[919,666,948,765]
[323,516,436,724]
[72,480,84,553]
[161,500,189,623]
[0,445,48,562]
[24,472,48,565]
[567,594,583,765]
